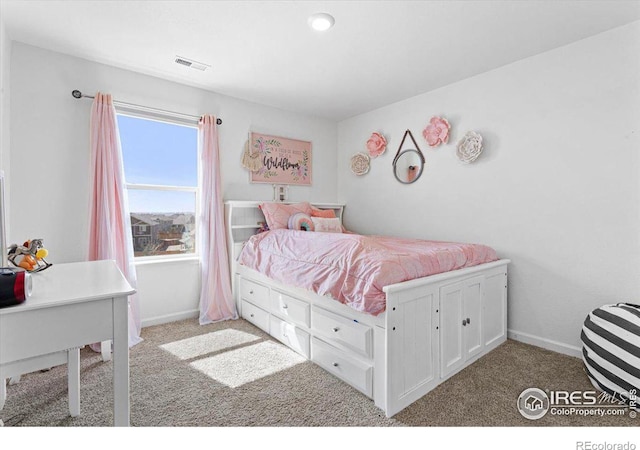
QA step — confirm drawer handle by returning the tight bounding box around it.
[462,319,467,326]
[332,327,339,332]
[249,290,254,295]
[467,317,471,325]
[332,362,339,367]
[250,313,255,318]
[282,304,288,309]
[283,333,288,338]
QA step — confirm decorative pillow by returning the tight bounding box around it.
[311,207,336,219]
[259,202,312,230]
[311,217,343,233]
[288,213,315,231]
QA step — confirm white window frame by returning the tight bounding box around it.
[117,110,200,262]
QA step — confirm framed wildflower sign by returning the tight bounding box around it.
[248,132,312,186]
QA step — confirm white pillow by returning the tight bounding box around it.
[311,217,342,233]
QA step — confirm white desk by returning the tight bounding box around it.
[0,260,134,426]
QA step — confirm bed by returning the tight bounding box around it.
[225,200,510,417]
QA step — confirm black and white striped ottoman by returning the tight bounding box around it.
[581,303,640,403]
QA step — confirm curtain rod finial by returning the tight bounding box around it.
[72,90,82,99]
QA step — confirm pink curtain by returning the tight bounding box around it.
[88,92,142,347]
[198,115,237,324]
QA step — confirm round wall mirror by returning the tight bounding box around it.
[393,149,424,184]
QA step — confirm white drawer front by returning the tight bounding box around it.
[311,307,372,358]
[270,291,310,328]
[241,300,270,333]
[269,316,310,359]
[241,278,270,310]
[311,337,372,397]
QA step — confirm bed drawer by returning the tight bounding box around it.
[241,278,270,310]
[311,337,372,397]
[311,307,372,358]
[270,316,310,359]
[270,291,310,328]
[241,300,269,333]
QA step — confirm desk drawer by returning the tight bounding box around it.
[269,316,310,359]
[311,337,372,397]
[311,307,372,358]
[270,291,310,328]
[240,278,269,310]
[241,300,269,333]
[0,299,113,364]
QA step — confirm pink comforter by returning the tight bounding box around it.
[238,230,498,316]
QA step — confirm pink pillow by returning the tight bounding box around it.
[311,217,342,233]
[311,207,336,219]
[259,202,312,230]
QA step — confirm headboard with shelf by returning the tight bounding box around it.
[224,201,345,290]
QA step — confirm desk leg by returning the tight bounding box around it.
[101,341,112,362]
[112,296,129,427]
[68,348,80,417]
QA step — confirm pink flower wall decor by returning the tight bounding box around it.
[422,116,451,147]
[366,132,387,158]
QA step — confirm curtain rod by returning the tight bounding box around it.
[71,90,222,125]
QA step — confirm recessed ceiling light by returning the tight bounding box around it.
[308,13,335,31]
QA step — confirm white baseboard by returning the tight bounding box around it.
[141,309,199,328]
[141,316,585,359]
[507,329,582,358]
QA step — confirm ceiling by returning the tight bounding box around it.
[2,0,640,120]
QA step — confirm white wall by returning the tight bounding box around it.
[9,21,639,355]
[337,22,640,356]
[0,17,11,241]
[10,42,338,325]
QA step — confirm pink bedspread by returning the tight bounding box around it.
[238,230,498,316]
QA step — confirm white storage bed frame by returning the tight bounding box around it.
[225,201,510,417]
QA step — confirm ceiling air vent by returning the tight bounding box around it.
[174,56,210,72]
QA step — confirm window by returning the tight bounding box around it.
[117,113,198,259]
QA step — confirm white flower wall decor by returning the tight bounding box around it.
[456,131,483,163]
[350,152,371,176]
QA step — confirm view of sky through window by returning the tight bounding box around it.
[118,114,197,213]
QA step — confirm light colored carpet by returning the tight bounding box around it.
[1,317,637,427]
